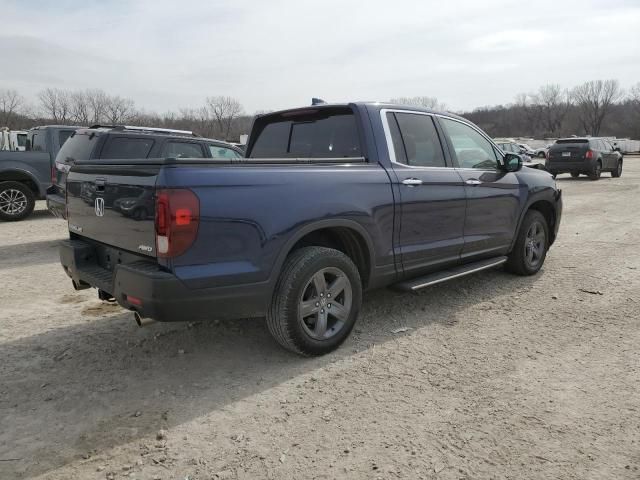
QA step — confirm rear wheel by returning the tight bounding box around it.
[267,246,362,356]
[0,181,35,221]
[588,161,602,181]
[570,172,580,178]
[611,160,622,178]
[506,210,548,276]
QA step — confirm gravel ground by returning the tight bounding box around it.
[1,158,639,480]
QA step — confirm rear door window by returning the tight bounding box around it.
[250,108,361,158]
[162,141,205,158]
[387,112,446,167]
[101,137,154,159]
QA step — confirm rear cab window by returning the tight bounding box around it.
[101,137,155,159]
[248,107,362,158]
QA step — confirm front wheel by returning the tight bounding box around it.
[267,246,362,356]
[611,161,622,178]
[506,210,548,276]
[0,181,36,221]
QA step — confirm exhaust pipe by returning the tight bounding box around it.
[134,311,155,327]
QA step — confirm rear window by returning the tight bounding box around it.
[101,137,154,159]
[58,130,76,148]
[249,108,361,158]
[556,139,588,144]
[55,133,98,164]
[31,131,47,152]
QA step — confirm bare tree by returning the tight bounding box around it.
[206,96,244,140]
[104,96,135,124]
[532,84,571,136]
[0,89,25,128]
[86,89,110,125]
[38,88,72,124]
[630,83,640,115]
[70,90,90,125]
[514,92,543,133]
[572,80,624,136]
[390,96,447,111]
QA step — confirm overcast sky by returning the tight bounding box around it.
[1,0,639,114]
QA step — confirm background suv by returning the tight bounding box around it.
[547,137,623,180]
[47,125,243,219]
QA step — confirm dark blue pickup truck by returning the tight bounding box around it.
[59,103,562,355]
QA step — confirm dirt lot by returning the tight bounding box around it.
[1,159,639,480]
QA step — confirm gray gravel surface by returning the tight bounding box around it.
[1,158,639,479]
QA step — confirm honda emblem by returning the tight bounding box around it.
[95,197,105,217]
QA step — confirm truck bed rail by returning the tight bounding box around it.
[73,156,367,166]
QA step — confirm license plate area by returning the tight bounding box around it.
[562,151,571,157]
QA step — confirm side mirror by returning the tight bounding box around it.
[503,153,522,172]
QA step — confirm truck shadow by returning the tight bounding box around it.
[0,267,543,478]
[0,238,64,270]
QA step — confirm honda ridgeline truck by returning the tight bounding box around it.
[59,103,562,356]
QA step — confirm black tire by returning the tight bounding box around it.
[588,161,602,181]
[132,207,147,220]
[611,160,622,178]
[0,181,36,221]
[505,210,549,276]
[550,172,557,179]
[267,246,362,356]
[570,172,580,178]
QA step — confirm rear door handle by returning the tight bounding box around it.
[465,179,482,185]
[402,178,423,186]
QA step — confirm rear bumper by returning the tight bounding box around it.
[46,186,66,219]
[59,239,270,322]
[547,159,594,173]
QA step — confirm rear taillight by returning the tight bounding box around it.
[585,149,593,159]
[155,189,199,258]
[546,150,550,160]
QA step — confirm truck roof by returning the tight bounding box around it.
[260,101,464,121]
[29,125,83,131]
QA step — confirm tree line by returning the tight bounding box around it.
[461,80,640,139]
[1,79,639,141]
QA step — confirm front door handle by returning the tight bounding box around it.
[402,178,423,186]
[465,179,482,185]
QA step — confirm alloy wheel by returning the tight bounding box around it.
[0,188,28,216]
[298,267,353,340]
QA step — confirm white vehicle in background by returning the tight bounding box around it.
[518,143,536,157]
[0,128,28,151]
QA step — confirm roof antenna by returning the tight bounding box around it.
[311,98,326,105]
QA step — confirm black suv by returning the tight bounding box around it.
[547,137,623,180]
[47,125,243,219]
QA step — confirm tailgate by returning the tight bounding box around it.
[549,142,588,161]
[66,164,159,257]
